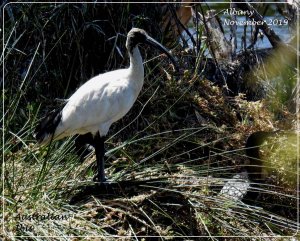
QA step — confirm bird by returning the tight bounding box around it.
[219,131,278,201]
[34,28,178,183]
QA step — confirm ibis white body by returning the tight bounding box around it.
[42,48,143,143]
[36,28,177,145]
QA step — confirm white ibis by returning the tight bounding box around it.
[35,28,178,183]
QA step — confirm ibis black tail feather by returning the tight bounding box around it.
[34,109,62,144]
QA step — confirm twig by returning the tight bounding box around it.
[235,1,282,48]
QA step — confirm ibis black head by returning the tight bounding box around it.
[126,28,148,51]
[126,28,179,72]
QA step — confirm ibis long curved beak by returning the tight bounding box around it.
[145,36,179,72]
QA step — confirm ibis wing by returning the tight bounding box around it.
[53,69,135,138]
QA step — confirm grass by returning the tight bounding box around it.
[3,72,298,238]
[2,2,299,240]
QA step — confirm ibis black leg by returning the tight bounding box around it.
[94,132,106,183]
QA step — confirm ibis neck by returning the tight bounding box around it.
[128,47,144,85]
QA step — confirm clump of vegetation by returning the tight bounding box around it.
[2,2,298,239]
